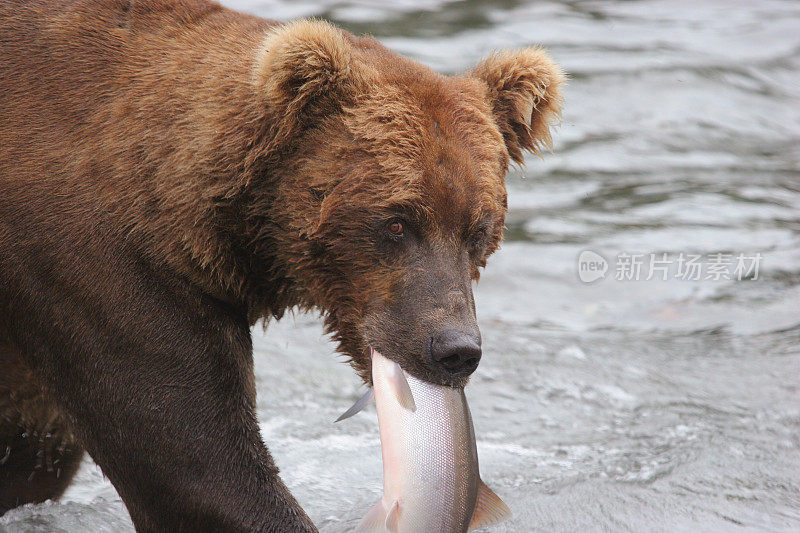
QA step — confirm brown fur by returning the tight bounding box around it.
[0,350,83,511]
[0,0,563,530]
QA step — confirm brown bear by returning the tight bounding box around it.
[0,0,563,530]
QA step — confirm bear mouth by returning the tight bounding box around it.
[366,344,471,389]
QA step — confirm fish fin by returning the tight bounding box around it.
[354,500,387,532]
[468,479,512,531]
[385,500,400,533]
[334,388,374,423]
[387,361,416,412]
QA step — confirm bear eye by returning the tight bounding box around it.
[470,227,487,248]
[387,220,405,238]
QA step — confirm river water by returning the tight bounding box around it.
[2,1,799,531]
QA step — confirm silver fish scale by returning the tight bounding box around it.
[400,373,479,533]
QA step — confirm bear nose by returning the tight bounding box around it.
[427,329,482,378]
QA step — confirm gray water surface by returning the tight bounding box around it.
[2,1,799,531]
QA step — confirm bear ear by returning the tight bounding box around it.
[253,19,367,140]
[471,48,565,164]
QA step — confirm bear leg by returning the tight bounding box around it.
[0,347,84,516]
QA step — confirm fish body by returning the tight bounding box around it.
[348,349,510,533]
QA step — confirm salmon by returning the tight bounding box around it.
[338,349,510,532]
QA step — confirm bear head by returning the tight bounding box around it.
[251,20,564,386]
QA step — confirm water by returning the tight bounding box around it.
[2,0,799,531]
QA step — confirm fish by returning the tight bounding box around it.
[337,349,511,533]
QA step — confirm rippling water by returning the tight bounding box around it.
[3,1,799,531]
